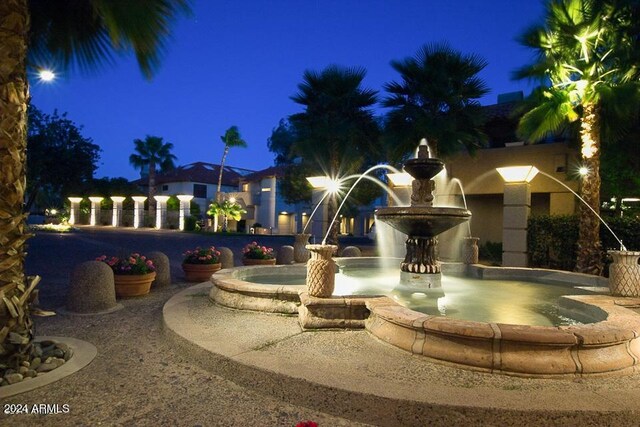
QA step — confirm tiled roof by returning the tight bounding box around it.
[240,165,287,182]
[133,162,253,186]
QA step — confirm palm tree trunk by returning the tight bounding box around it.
[575,103,603,275]
[0,0,39,368]
[214,145,230,231]
[325,154,340,245]
[148,160,156,222]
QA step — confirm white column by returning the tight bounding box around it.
[111,196,126,227]
[502,182,531,267]
[132,196,147,229]
[68,197,83,225]
[88,197,103,226]
[154,196,170,229]
[177,195,194,231]
[496,166,539,268]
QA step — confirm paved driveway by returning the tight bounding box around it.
[25,227,298,309]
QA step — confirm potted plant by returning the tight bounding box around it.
[182,246,222,282]
[96,253,156,297]
[242,241,276,266]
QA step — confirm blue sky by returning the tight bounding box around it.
[30,0,545,180]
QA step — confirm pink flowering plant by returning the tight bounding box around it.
[242,241,275,260]
[182,246,221,265]
[95,253,155,275]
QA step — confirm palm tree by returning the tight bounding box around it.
[382,42,489,160]
[289,65,380,245]
[0,0,189,369]
[216,126,247,200]
[129,135,177,214]
[207,199,246,232]
[513,0,640,274]
[213,126,246,231]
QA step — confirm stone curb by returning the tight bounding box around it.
[0,336,97,399]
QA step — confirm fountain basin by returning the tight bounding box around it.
[374,206,471,237]
[209,260,640,377]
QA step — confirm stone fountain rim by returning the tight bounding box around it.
[208,261,640,376]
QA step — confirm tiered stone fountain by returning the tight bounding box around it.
[375,140,471,288]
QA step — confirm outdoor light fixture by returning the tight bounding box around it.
[578,166,589,176]
[306,176,341,193]
[228,197,236,203]
[496,166,539,183]
[387,172,413,187]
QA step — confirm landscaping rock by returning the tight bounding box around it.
[37,363,58,373]
[4,373,23,385]
[218,247,234,269]
[341,246,362,257]
[148,251,171,288]
[276,245,295,265]
[66,260,117,314]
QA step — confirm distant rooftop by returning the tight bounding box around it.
[133,162,256,187]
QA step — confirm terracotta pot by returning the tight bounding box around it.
[242,258,276,266]
[182,263,222,282]
[114,272,156,297]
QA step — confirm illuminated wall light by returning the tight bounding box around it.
[578,166,589,176]
[387,172,413,187]
[496,166,539,183]
[261,187,271,192]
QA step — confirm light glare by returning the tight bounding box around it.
[39,69,55,82]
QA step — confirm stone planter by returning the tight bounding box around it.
[463,237,480,264]
[608,250,640,297]
[293,233,311,263]
[242,258,276,266]
[182,263,221,282]
[114,272,156,297]
[306,244,338,298]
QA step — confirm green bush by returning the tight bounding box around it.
[527,214,640,271]
[528,215,578,270]
[184,216,198,232]
[600,216,640,251]
[479,241,502,266]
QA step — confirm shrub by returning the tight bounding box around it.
[528,215,578,270]
[242,241,275,259]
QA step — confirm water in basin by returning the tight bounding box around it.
[244,265,596,327]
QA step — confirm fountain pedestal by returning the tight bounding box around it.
[305,244,338,297]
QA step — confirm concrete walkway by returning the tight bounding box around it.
[165,283,640,426]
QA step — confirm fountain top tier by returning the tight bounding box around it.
[403,140,445,181]
[376,138,471,226]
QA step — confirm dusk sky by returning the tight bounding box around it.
[30,0,545,180]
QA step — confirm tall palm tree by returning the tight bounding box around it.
[212,126,246,231]
[216,126,247,199]
[289,65,380,245]
[514,0,640,274]
[383,42,489,160]
[0,0,189,369]
[129,135,177,214]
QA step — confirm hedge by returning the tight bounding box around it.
[527,214,640,270]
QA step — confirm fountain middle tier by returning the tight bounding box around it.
[375,206,471,287]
